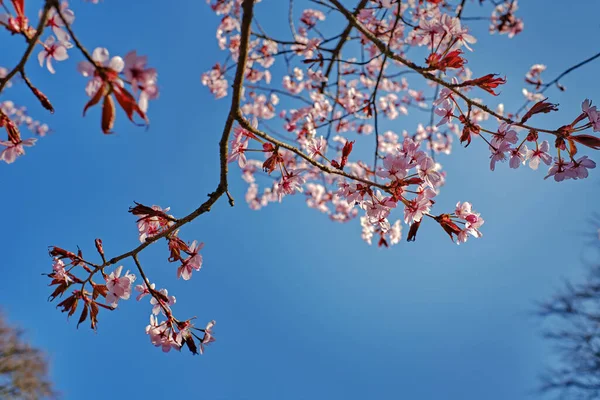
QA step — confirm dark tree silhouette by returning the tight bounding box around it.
[0,312,56,400]
[538,220,600,399]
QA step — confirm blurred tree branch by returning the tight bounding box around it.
[0,311,56,400]
[538,227,600,399]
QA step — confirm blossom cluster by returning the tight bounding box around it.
[202,0,600,250]
[0,0,158,163]
[203,0,512,246]
[45,202,214,355]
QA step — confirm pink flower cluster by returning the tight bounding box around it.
[46,200,214,354]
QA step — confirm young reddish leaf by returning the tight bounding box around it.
[90,302,99,331]
[377,235,389,248]
[57,294,79,317]
[568,139,578,156]
[262,151,282,174]
[92,284,108,300]
[11,0,25,17]
[571,134,600,150]
[435,214,461,242]
[83,84,106,116]
[184,336,198,355]
[427,49,466,72]
[407,220,422,242]
[463,74,506,96]
[101,94,115,134]
[113,86,148,125]
[520,98,559,123]
[77,304,89,329]
[48,282,68,302]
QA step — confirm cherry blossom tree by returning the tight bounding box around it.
[1,0,600,356]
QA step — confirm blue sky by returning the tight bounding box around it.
[2,0,600,399]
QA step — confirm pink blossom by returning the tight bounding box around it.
[52,259,71,284]
[377,153,413,181]
[78,47,124,97]
[150,288,176,315]
[404,197,431,224]
[582,99,600,131]
[491,123,518,147]
[446,16,477,51]
[525,64,546,87]
[146,315,179,353]
[489,141,511,171]
[508,145,528,169]
[455,201,473,219]
[200,320,216,355]
[307,136,327,159]
[275,170,306,202]
[135,282,155,301]
[362,191,396,232]
[454,202,484,243]
[137,205,173,242]
[44,2,74,43]
[138,84,159,113]
[105,266,136,307]
[291,36,321,59]
[433,81,458,106]
[201,64,228,99]
[300,9,325,27]
[177,240,204,281]
[78,47,124,76]
[228,135,248,167]
[418,155,443,188]
[545,157,575,182]
[569,156,596,179]
[0,138,36,164]
[123,51,157,91]
[526,140,552,170]
[38,36,69,74]
[434,99,454,126]
[121,51,159,111]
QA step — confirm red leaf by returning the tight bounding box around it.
[77,304,89,329]
[101,94,115,134]
[407,220,422,242]
[568,139,578,156]
[83,84,106,116]
[520,98,559,124]
[427,49,466,72]
[463,74,506,96]
[90,302,99,330]
[48,282,68,302]
[436,214,461,242]
[11,0,25,17]
[113,86,148,125]
[571,134,600,150]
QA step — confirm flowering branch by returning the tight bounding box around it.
[516,49,600,116]
[0,0,594,357]
[0,0,52,95]
[44,0,257,354]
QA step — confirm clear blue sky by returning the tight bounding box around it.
[2,1,600,399]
